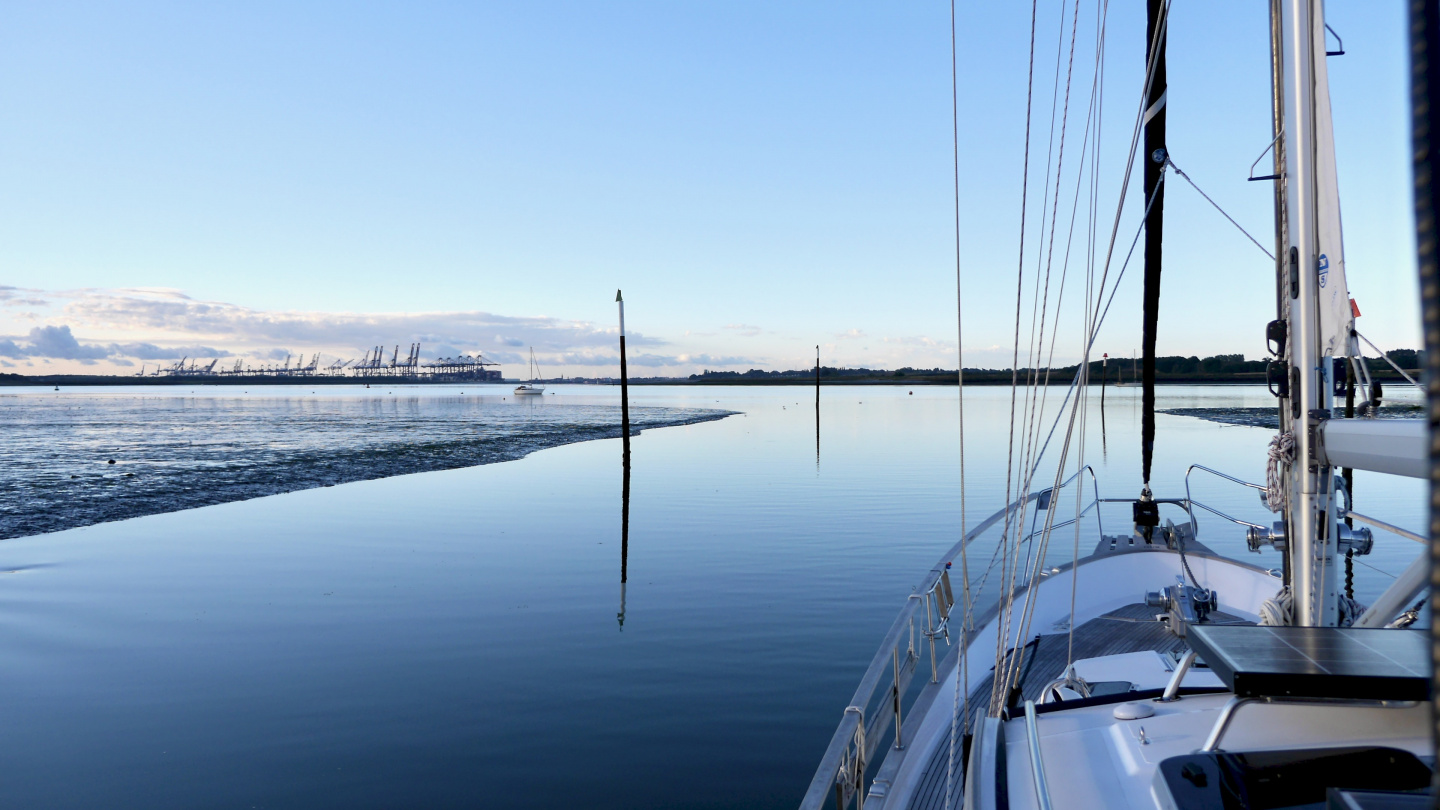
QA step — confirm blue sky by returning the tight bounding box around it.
[0,1,1419,376]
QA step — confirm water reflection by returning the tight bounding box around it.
[618,441,630,630]
[0,384,1419,809]
[1100,392,1108,461]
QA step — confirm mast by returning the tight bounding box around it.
[1268,0,1293,591]
[1407,0,1440,773]
[1137,0,1167,525]
[1280,0,1339,626]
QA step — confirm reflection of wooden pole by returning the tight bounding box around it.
[619,446,629,630]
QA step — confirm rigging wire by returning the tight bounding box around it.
[989,0,1044,716]
[1065,0,1110,676]
[945,0,970,804]
[992,172,1166,704]
[1012,0,1081,539]
[976,0,1169,718]
[1164,156,1276,260]
[988,8,1173,649]
[998,0,1087,703]
[1354,331,1422,387]
[1015,0,1087,559]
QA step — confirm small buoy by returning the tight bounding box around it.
[909,391,913,395]
[107,459,116,465]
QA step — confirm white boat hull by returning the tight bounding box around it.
[864,546,1282,810]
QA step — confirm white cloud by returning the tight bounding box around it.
[723,323,762,337]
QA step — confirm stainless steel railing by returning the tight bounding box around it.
[1183,464,1269,536]
[799,467,1104,810]
[1023,700,1054,810]
[801,462,1280,809]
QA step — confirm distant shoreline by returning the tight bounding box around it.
[2,369,1420,388]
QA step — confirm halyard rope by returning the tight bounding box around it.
[1265,432,1294,512]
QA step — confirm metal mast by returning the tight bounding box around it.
[1407,0,1440,781]
[1267,0,1293,591]
[1280,0,1339,626]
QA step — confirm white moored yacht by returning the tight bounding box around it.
[515,347,546,397]
[802,1,1435,808]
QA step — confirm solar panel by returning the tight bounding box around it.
[1186,625,1429,701]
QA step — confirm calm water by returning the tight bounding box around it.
[0,383,1424,808]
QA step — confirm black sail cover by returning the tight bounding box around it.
[1141,0,1167,490]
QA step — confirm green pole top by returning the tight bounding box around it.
[616,290,623,302]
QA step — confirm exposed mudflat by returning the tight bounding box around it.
[0,391,732,540]
[1161,404,1422,430]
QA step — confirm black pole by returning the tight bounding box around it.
[1407,0,1440,795]
[1140,0,1167,491]
[617,290,631,630]
[815,345,820,465]
[1343,358,1356,601]
[1101,356,1107,409]
[620,335,630,446]
[618,290,630,457]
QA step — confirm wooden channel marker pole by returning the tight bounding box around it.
[617,290,630,630]
[815,345,820,464]
[617,290,630,455]
[1101,352,1107,409]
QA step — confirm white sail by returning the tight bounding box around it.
[1310,1,1354,357]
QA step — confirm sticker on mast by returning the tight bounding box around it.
[1318,254,1330,288]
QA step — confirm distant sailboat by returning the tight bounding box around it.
[1113,350,1139,387]
[514,348,545,396]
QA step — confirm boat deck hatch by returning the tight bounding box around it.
[1187,626,1429,700]
[1157,747,1430,810]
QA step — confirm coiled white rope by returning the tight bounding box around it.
[1258,587,1292,626]
[1260,584,1367,626]
[1264,433,1294,512]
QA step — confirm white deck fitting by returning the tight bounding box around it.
[869,548,1280,810]
[1004,693,1430,810]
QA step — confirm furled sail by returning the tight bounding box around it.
[1310,3,1354,357]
